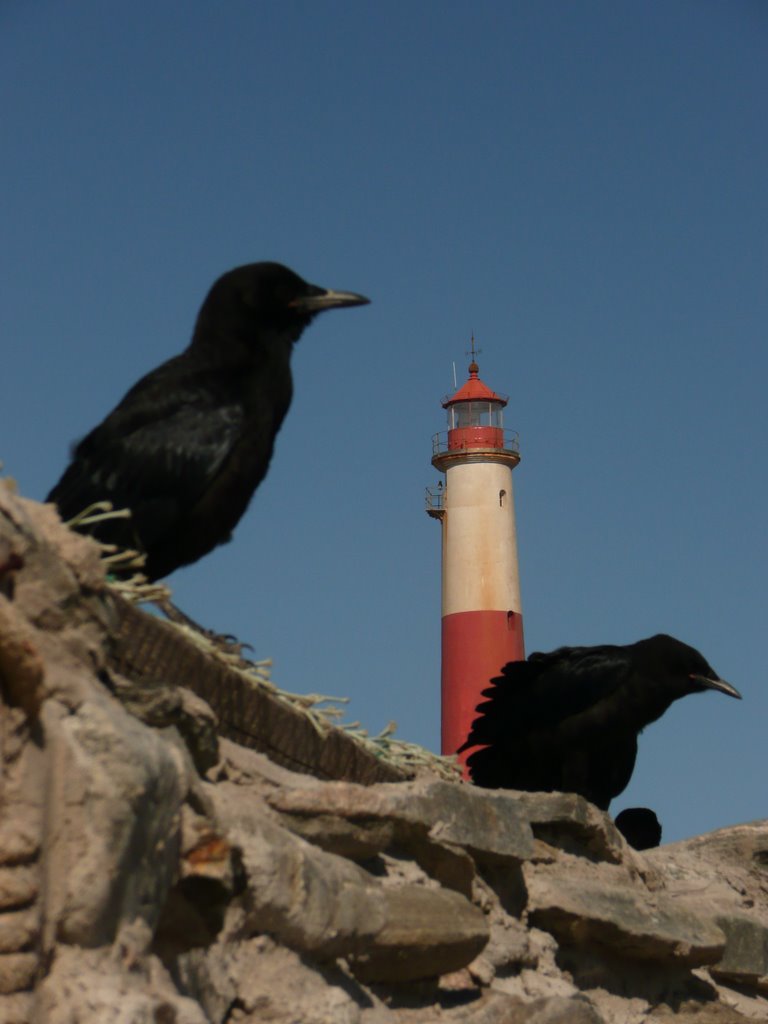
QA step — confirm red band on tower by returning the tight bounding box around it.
[441,609,525,758]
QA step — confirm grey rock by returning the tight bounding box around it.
[515,995,606,1024]
[409,782,534,864]
[35,946,208,1024]
[274,810,396,861]
[175,935,379,1024]
[526,863,725,965]
[512,792,625,864]
[226,802,489,980]
[711,915,768,990]
[407,834,477,897]
[108,672,220,775]
[154,800,238,958]
[647,1002,756,1023]
[230,807,386,958]
[268,777,534,866]
[478,912,534,974]
[232,940,367,1024]
[388,991,605,1024]
[41,693,187,947]
[348,885,489,983]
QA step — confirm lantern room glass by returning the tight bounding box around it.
[448,401,504,430]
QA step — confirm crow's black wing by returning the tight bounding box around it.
[48,358,249,555]
[460,645,641,808]
[460,644,635,750]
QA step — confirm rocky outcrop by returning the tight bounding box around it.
[1,479,767,1024]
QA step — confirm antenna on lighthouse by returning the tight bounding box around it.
[452,361,457,389]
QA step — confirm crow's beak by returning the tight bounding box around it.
[690,674,742,699]
[289,287,370,312]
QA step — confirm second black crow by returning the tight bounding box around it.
[460,634,741,810]
[47,262,369,580]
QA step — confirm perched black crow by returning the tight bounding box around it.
[48,262,369,580]
[614,807,662,850]
[460,634,741,810]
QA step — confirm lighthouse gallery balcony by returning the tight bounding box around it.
[431,428,520,456]
[431,428,520,474]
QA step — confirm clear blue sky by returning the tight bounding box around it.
[2,2,765,842]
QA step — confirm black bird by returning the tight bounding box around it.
[460,634,741,811]
[48,262,369,580]
[614,807,662,850]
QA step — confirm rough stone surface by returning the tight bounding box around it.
[268,777,536,865]
[711,915,768,989]
[0,867,37,912]
[0,953,37,996]
[0,820,39,868]
[512,791,627,864]
[348,885,489,982]
[44,694,189,947]
[0,992,34,1024]
[35,946,209,1024]
[274,809,397,861]
[525,860,726,964]
[1,482,768,1023]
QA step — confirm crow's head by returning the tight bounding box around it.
[642,634,741,700]
[192,261,369,353]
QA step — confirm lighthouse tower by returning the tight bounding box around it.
[426,344,525,760]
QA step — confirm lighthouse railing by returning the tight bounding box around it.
[425,487,445,514]
[431,429,520,456]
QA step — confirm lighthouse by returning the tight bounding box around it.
[426,343,525,761]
